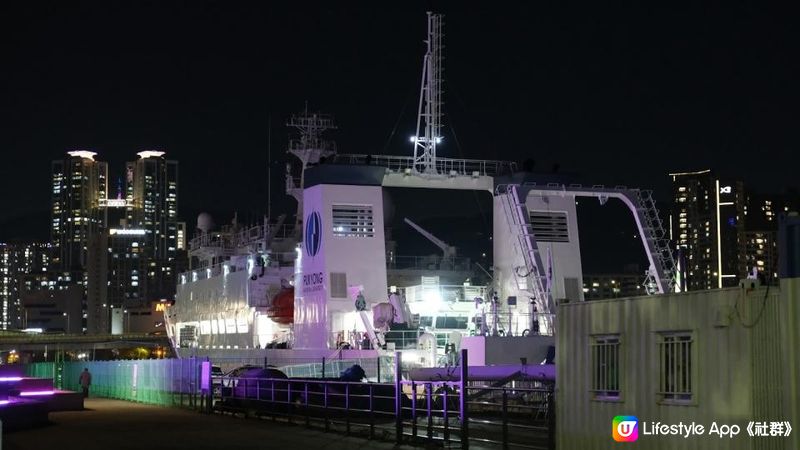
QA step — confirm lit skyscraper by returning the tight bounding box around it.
[0,244,17,329]
[742,193,798,282]
[124,151,185,301]
[0,242,51,330]
[669,170,746,290]
[51,151,108,271]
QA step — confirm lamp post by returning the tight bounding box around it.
[63,312,70,334]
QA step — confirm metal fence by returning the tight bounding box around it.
[211,350,554,449]
[25,358,205,408]
[209,355,395,382]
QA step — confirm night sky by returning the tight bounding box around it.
[1,2,798,270]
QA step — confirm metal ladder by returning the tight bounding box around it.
[498,184,552,315]
[632,189,676,293]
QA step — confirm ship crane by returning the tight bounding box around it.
[403,217,457,261]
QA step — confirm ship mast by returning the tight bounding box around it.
[285,107,337,231]
[412,11,444,175]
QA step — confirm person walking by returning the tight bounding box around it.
[79,368,92,398]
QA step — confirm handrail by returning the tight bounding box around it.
[334,153,517,177]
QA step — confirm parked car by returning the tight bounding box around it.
[211,365,223,396]
[221,365,261,388]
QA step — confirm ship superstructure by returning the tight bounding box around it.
[165,11,676,368]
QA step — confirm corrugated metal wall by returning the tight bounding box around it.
[557,286,787,450]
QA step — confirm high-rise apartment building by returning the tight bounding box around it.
[50,150,109,332]
[0,244,17,329]
[125,151,178,259]
[124,151,184,301]
[741,193,799,282]
[669,170,746,290]
[0,242,51,329]
[34,149,185,333]
[51,151,108,271]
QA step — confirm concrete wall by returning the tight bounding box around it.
[557,286,785,450]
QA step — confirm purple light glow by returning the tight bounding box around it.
[19,390,55,396]
[0,377,23,382]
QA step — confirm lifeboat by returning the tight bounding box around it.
[266,287,294,324]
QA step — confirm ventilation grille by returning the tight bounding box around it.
[529,211,569,242]
[332,205,374,237]
[330,272,347,298]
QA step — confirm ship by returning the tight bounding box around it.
[164,12,676,376]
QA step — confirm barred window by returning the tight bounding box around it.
[332,205,374,237]
[658,332,693,402]
[591,335,620,399]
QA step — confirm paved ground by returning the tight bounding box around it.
[3,398,404,450]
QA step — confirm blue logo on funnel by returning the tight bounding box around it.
[305,211,322,257]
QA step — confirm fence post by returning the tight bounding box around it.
[426,382,433,442]
[395,351,402,445]
[304,381,310,428]
[345,383,350,435]
[460,349,469,450]
[369,384,375,440]
[502,389,508,450]
[411,381,417,439]
[324,382,329,432]
[322,357,326,379]
[443,387,449,443]
[287,381,293,425]
[547,391,556,450]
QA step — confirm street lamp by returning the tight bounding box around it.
[63,312,70,334]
